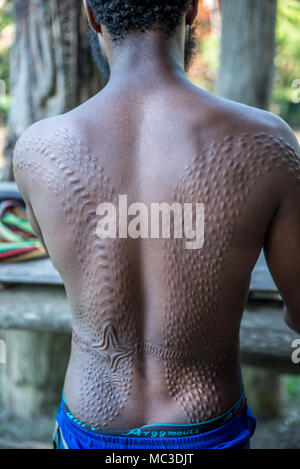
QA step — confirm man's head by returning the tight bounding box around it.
[84,0,199,80]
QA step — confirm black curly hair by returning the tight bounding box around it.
[88,0,192,42]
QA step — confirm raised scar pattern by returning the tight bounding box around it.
[73,327,231,364]
[13,129,300,425]
[13,129,138,426]
[162,133,300,422]
[91,325,135,372]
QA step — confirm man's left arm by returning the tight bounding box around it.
[13,131,48,251]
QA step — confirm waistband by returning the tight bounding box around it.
[55,389,256,449]
[61,388,246,438]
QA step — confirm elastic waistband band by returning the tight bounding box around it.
[61,388,246,438]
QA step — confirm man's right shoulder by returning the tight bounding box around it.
[214,95,300,152]
[199,93,300,194]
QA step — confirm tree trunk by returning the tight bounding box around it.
[3,0,106,181]
[215,0,277,109]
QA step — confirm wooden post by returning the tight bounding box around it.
[0,328,70,418]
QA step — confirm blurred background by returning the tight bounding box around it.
[0,0,299,449]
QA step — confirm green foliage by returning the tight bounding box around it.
[0,0,12,28]
[273,0,300,126]
[0,0,13,121]
[0,94,11,114]
[285,375,300,400]
[191,30,220,93]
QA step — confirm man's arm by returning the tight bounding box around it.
[13,128,48,250]
[263,124,300,333]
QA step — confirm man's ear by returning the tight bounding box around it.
[83,0,102,33]
[186,0,199,26]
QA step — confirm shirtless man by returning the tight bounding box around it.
[13,0,300,449]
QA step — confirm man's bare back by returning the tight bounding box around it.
[13,79,300,431]
[10,0,300,447]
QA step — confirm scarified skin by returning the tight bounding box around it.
[13,128,300,427]
[162,133,300,422]
[14,129,139,426]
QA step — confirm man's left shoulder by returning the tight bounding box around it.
[13,115,71,201]
[13,115,67,168]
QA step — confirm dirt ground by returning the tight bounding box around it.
[251,393,300,449]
